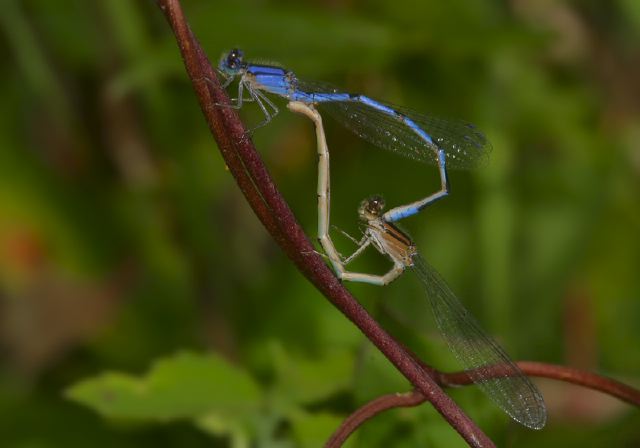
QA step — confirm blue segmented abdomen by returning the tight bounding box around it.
[245,69,491,169]
[293,79,490,169]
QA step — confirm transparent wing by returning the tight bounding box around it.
[411,254,547,429]
[295,79,491,169]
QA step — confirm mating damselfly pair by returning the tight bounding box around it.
[216,48,547,430]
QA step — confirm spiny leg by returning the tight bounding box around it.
[248,89,277,131]
[342,237,371,265]
[203,76,253,109]
[332,225,362,246]
[228,79,256,104]
[219,73,234,89]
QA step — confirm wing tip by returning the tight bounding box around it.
[509,390,547,430]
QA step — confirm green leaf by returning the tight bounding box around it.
[195,413,251,448]
[270,343,354,405]
[66,351,261,421]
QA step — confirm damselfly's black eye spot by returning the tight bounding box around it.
[358,195,385,218]
[226,48,244,69]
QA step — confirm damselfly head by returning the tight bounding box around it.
[219,48,245,76]
[358,195,385,220]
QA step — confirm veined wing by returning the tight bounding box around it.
[411,254,546,429]
[295,79,491,169]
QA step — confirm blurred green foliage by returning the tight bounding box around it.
[1,0,639,446]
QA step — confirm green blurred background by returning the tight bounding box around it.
[1,0,639,446]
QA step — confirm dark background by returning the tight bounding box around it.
[0,0,639,446]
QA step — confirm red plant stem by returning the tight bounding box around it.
[327,391,425,447]
[329,362,640,445]
[433,362,640,406]
[518,362,640,406]
[154,1,496,446]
